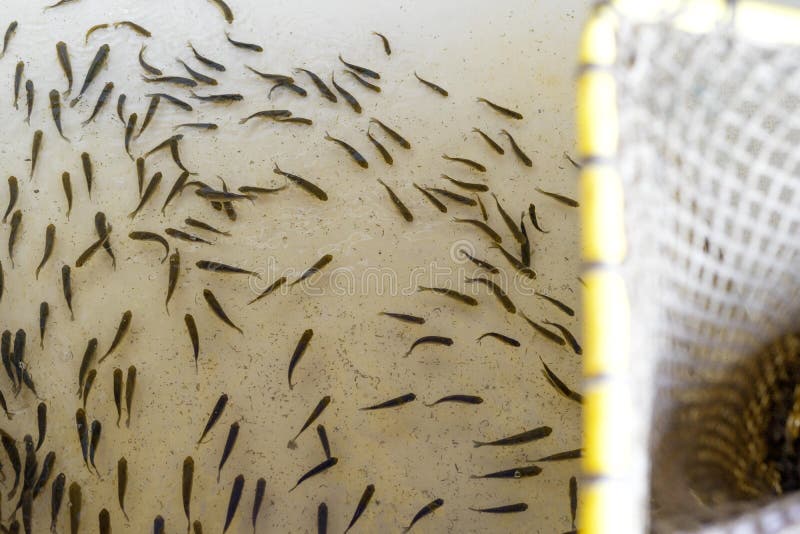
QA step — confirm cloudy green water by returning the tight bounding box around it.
[0,0,587,531]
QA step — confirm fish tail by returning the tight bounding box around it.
[472,441,484,448]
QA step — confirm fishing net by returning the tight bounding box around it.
[609,4,800,533]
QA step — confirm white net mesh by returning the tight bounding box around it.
[612,9,800,533]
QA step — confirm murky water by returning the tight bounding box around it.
[0,0,586,532]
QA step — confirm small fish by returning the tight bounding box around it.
[361,392,416,410]
[30,130,43,178]
[489,243,536,279]
[459,250,498,273]
[195,187,253,202]
[35,403,46,446]
[113,368,123,426]
[317,425,331,459]
[175,122,218,130]
[344,484,375,533]
[32,450,55,498]
[153,516,165,534]
[343,69,381,92]
[413,71,447,96]
[238,185,286,195]
[12,329,26,393]
[193,521,203,534]
[0,385,10,419]
[325,131,368,168]
[189,42,226,71]
[441,174,488,192]
[142,75,198,88]
[318,503,328,534]
[239,109,292,124]
[136,94,160,138]
[535,187,579,207]
[404,498,444,532]
[477,332,520,347]
[124,365,136,427]
[248,276,287,305]
[273,163,328,201]
[225,31,262,52]
[2,21,17,57]
[0,261,3,302]
[49,90,69,141]
[373,32,391,55]
[35,224,56,279]
[476,97,523,120]
[198,393,228,444]
[217,422,240,482]
[20,490,31,534]
[564,151,581,169]
[137,45,162,76]
[2,430,21,497]
[520,313,565,346]
[528,202,549,233]
[491,193,526,244]
[165,249,180,313]
[160,171,190,214]
[61,265,74,319]
[75,232,110,268]
[24,80,33,123]
[55,42,73,96]
[379,311,425,324]
[534,449,582,462]
[288,329,313,390]
[135,157,144,195]
[290,254,332,287]
[425,187,477,206]
[366,130,393,164]
[84,23,109,44]
[71,44,110,107]
[165,228,213,245]
[183,456,194,529]
[537,293,574,317]
[543,320,582,355]
[191,91,243,103]
[129,171,161,218]
[289,457,338,492]
[8,210,22,269]
[294,68,337,102]
[3,175,17,223]
[540,357,582,404]
[117,457,129,520]
[88,419,101,470]
[246,66,292,83]
[288,395,330,448]
[69,482,83,534]
[124,112,137,158]
[471,465,542,479]
[569,476,578,529]
[98,310,132,363]
[331,73,361,113]
[369,118,410,149]
[473,426,552,448]
[413,183,447,213]
[203,289,242,334]
[79,153,95,199]
[269,81,308,98]
[465,277,516,313]
[82,82,113,125]
[184,314,199,369]
[499,129,532,167]
[473,127,504,154]
[145,133,182,157]
[378,179,413,222]
[452,218,502,242]
[129,231,169,263]
[75,409,90,470]
[77,337,97,396]
[405,336,453,357]
[424,395,483,407]
[147,92,192,112]
[113,20,150,37]
[223,475,245,533]
[51,473,66,532]
[338,55,380,79]
[469,503,529,514]
[253,478,267,532]
[442,154,485,172]
[61,172,72,218]
[98,509,110,534]
[417,286,477,306]
[13,61,23,109]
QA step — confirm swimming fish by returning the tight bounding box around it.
[238,185,287,195]
[35,224,55,279]
[464,277,516,313]
[50,473,66,532]
[273,163,328,201]
[288,395,330,448]
[88,419,101,470]
[472,127,504,154]
[61,265,73,319]
[124,112,137,158]
[75,409,90,470]
[84,23,109,44]
[75,232,110,268]
[404,498,444,532]
[191,92,243,103]
[159,171,190,214]
[246,66,292,83]
[136,94,160,138]
[344,484,375,533]
[379,311,425,324]
[193,521,203,534]
[248,276,287,305]
[533,449,582,462]
[223,475,245,533]
[331,73,361,113]
[489,243,536,279]
[491,193,526,244]
[378,179,413,222]
[441,174,488,192]
[198,393,228,444]
[339,55,380,79]
[269,81,308,98]
[129,171,161,218]
[442,154,485,172]
[413,183,447,213]
[361,393,416,410]
[536,292,574,317]
[425,187,477,206]
[35,403,46,447]
[129,231,169,263]
[569,476,578,529]
[153,516,165,534]
[98,509,110,534]
[76,337,97,397]
[542,320,582,355]
[175,122,218,130]
[196,260,260,277]
[343,69,381,92]
[253,477,267,533]
[520,313,565,346]
[477,332,520,347]
[68,482,81,534]
[239,109,292,124]
[135,157,145,195]
[49,90,69,141]
[113,368,122,426]
[183,456,193,529]
[142,74,198,87]
[476,97,523,120]
[178,60,219,86]
[138,45,162,76]
[148,92,192,112]
[61,173,73,218]
[82,82,113,125]
[366,130,393,164]
[373,32,391,55]
[405,336,453,356]
[470,503,529,513]
[2,21,17,57]
[317,425,331,459]
[185,314,199,369]
[459,250,498,273]
[117,457,129,520]
[528,202,549,233]
[79,152,95,199]
[164,249,180,313]
[24,80,33,123]
[13,61,23,109]
[318,503,328,534]
[424,395,483,407]
[113,20,150,37]
[417,286,477,306]
[288,329,313,390]
[2,430,21,498]
[165,228,213,245]
[540,357,582,404]
[189,42,226,71]
[289,457,338,492]
[71,44,109,107]
[325,131,368,168]
[413,72,447,96]
[499,129,532,167]
[452,218,501,242]
[473,426,552,448]
[226,32,261,51]
[32,450,55,498]
[217,422,240,482]
[291,254,333,286]
[294,68,337,102]
[124,365,136,427]
[203,289,242,334]
[98,310,132,363]
[470,465,542,479]
[3,175,17,223]
[195,187,253,202]
[207,0,234,22]
[30,130,43,178]
[535,187,579,207]
[370,118,411,149]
